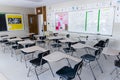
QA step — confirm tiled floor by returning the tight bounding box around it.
[0,44,120,80]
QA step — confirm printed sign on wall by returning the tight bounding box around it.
[6,14,24,31]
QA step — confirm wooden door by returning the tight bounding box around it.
[28,14,38,34]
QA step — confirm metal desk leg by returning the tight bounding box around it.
[24,55,28,68]
[47,62,55,77]
[66,58,71,67]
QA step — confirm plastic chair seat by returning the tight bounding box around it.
[51,43,62,48]
[30,58,47,66]
[63,47,76,53]
[12,45,24,50]
[115,60,120,67]
[56,66,76,79]
[81,54,96,61]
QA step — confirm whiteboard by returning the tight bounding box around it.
[47,7,115,35]
[68,11,86,33]
[99,7,114,35]
[68,7,114,36]
[86,9,98,34]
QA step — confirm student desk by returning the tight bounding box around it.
[47,36,64,47]
[102,47,120,56]
[8,37,22,42]
[20,46,47,68]
[20,46,46,53]
[18,40,35,47]
[26,33,35,36]
[43,51,81,77]
[47,36,63,40]
[72,43,96,50]
[59,38,78,43]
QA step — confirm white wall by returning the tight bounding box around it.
[0,5,35,37]
[46,0,120,50]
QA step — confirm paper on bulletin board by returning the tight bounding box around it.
[55,12,68,31]
[6,14,24,31]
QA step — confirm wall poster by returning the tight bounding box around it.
[55,12,68,31]
[6,14,24,31]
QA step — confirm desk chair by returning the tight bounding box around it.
[93,39,109,59]
[37,36,46,47]
[63,42,77,56]
[51,39,62,51]
[27,50,53,80]
[56,60,83,80]
[111,54,120,80]
[3,37,17,53]
[12,43,24,60]
[81,48,103,80]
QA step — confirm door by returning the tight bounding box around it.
[28,14,38,34]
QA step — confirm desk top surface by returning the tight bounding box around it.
[18,40,35,45]
[20,46,46,53]
[72,43,96,50]
[43,51,81,62]
[102,47,120,56]
[8,37,22,42]
[59,38,78,43]
[47,36,63,40]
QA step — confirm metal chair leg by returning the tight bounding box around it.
[110,68,117,75]
[96,59,103,73]
[47,62,55,77]
[77,73,81,80]
[89,63,96,80]
[34,67,40,80]
[103,54,107,60]
[27,66,32,77]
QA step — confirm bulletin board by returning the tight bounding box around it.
[55,12,68,31]
[6,14,24,31]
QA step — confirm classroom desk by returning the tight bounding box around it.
[47,36,63,40]
[59,38,78,43]
[0,35,8,37]
[43,51,81,62]
[102,47,120,75]
[102,47,120,56]
[0,36,16,40]
[43,51,81,77]
[20,46,47,68]
[26,33,35,36]
[20,46,46,53]
[8,37,22,42]
[47,36,64,47]
[72,43,96,50]
[18,40,35,47]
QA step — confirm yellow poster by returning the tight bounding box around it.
[6,14,24,31]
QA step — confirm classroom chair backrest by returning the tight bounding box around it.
[94,40,105,48]
[94,48,103,59]
[38,50,50,59]
[53,33,58,36]
[74,60,83,73]
[105,39,109,47]
[39,36,46,40]
[66,34,70,38]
